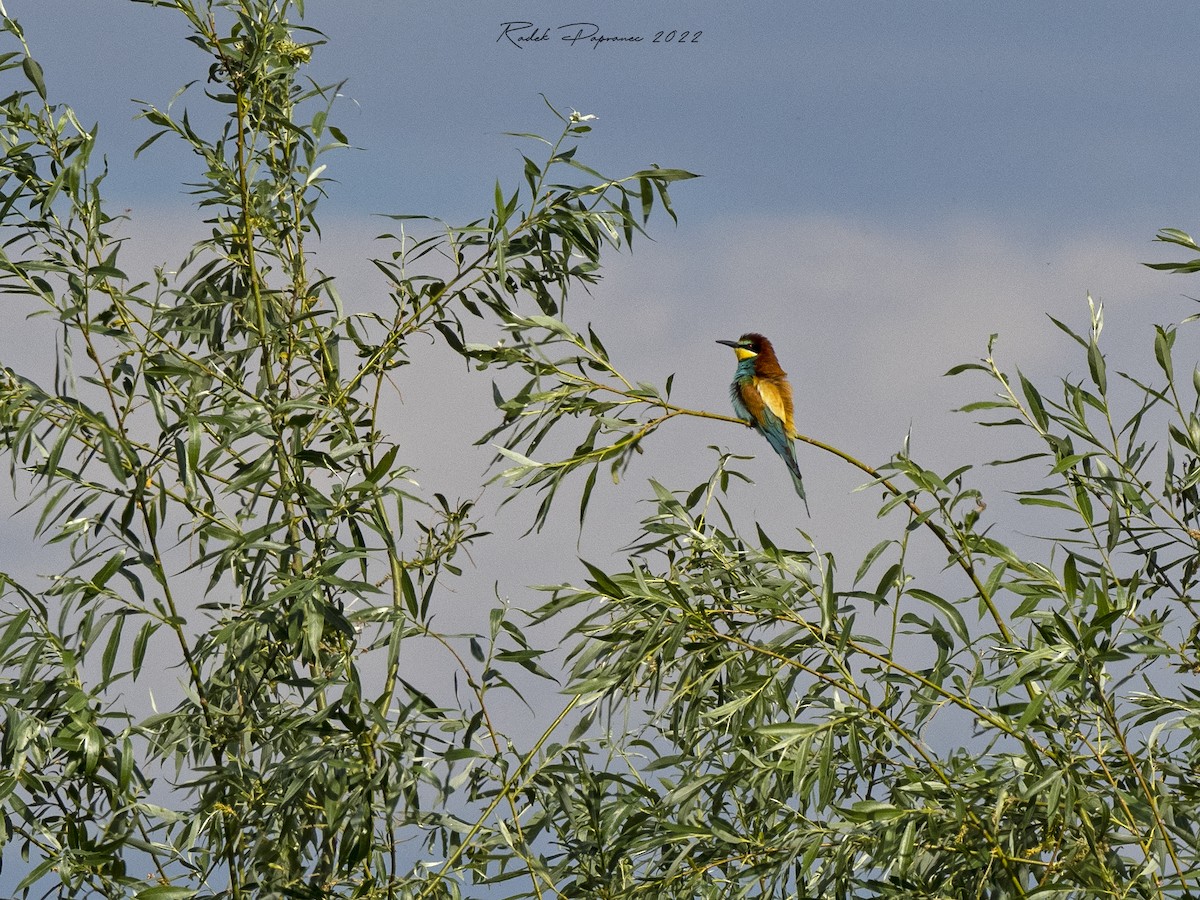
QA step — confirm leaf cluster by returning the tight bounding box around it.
[3,3,1200,900]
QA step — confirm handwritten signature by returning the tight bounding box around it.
[498,22,702,49]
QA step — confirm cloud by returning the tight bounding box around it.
[0,205,1188,714]
[601,212,1177,458]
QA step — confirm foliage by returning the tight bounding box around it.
[1,2,1200,899]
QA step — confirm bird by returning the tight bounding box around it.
[716,333,809,513]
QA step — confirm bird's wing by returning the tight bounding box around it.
[755,377,796,437]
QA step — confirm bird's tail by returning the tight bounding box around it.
[789,465,810,516]
[762,427,810,515]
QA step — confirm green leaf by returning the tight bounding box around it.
[1154,325,1175,382]
[1087,338,1107,394]
[1106,492,1121,552]
[874,562,902,597]
[1050,453,1093,474]
[1144,259,1200,273]
[582,560,625,599]
[844,799,909,822]
[630,166,700,183]
[1018,371,1048,430]
[907,588,969,643]
[21,55,45,98]
[944,361,989,376]
[100,430,129,482]
[0,609,31,655]
[1153,227,1200,251]
[101,612,125,683]
[131,620,155,678]
[135,887,197,900]
[579,464,598,529]
[366,445,399,483]
[1063,554,1078,603]
[1047,314,1087,348]
[493,444,541,469]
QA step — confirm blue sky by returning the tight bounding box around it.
[6,0,1200,643]
[19,2,1200,228]
[5,0,1200,891]
[5,2,1199,638]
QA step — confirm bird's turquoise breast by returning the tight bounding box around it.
[729,383,751,423]
[733,358,758,381]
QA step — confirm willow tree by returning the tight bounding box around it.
[1,2,1199,899]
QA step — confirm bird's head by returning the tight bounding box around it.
[716,332,772,362]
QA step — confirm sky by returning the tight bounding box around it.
[4,0,1200,673]
[3,0,1200,885]
[7,4,1185,561]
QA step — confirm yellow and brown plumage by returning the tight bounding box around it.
[716,332,809,511]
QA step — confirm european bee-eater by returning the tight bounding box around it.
[716,333,809,512]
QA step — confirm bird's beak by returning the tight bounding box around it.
[718,339,758,361]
